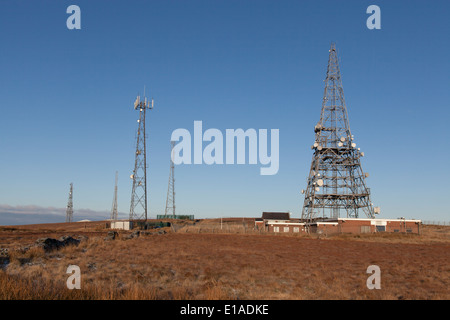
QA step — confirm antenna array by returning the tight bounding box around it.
[129,92,154,222]
[301,43,376,222]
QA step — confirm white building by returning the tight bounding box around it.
[110,220,133,230]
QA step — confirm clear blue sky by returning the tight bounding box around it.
[0,0,449,224]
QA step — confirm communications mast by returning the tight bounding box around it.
[301,43,377,222]
[66,183,73,223]
[165,141,176,218]
[111,171,118,221]
[129,92,154,222]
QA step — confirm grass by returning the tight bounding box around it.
[0,224,449,300]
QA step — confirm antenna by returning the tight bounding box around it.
[111,171,118,221]
[301,43,376,223]
[130,89,155,223]
[165,141,176,218]
[66,183,73,223]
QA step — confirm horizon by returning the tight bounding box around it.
[1,0,449,225]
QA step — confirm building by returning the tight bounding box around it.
[255,212,306,233]
[308,218,422,235]
[110,220,133,230]
[256,212,422,235]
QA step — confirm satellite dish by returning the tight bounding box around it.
[340,137,345,142]
[361,152,365,157]
[317,146,323,151]
[315,187,320,192]
[317,179,324,186]
[351,143,356,148]
[314,123,323,132]
[365,172,370,178]
[313,142,319,148]
[301,189,305,194]
[338,142,343,147]
[130,174,134,179]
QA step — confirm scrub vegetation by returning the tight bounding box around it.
[0,221,448,300]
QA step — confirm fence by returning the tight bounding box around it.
[170,220,311,237]
[422,221,450,226]
[171,219,261,234]
[156,215,194,220]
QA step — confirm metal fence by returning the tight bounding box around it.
[156,215,194,220]
[422,221,450,226]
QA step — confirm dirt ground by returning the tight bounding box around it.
[0,221,449,300]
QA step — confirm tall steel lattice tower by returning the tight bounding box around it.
[111,171,118,221]
[164,141,176,218]
[66,183,73,223]
[129,93,154,221]
[301,43,377,222]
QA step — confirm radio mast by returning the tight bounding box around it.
[111,171,118,221]
[301,43,377,222]
[66,183,73,223]
[165,141,176,218]
[129,92,154,222]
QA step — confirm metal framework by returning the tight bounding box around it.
[66,183,73,223]
[164,141,176,218]
[301,43,376,222]
[111,171,118,221]
[129,93,154,221]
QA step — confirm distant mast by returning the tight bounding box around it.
[66,183,73,223]
[111,171,118,221]
[165,141,176,218]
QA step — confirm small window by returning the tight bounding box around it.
[376,226,386,232]
[274,226,279,233]
[293,227,300,233]
[284,227,290,233]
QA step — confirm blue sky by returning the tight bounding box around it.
[0,0,449,224]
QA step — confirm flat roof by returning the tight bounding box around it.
[262,212,290,220]
[324,218,422,223]
[314,222,339,225]
[267,221,305,226]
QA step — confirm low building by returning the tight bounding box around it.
[267,220,306,233]
[257,212,422,235]
[308,218,422,235]
[255,212,306,233]
[110,220,133,230]
[308,221,339,235]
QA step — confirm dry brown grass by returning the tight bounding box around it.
[0,223,449,300]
